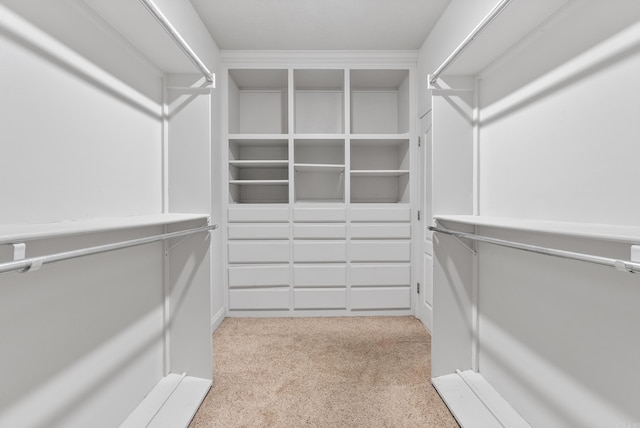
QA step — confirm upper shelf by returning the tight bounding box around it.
[434,215,640,244]
[0,213,210,245]
[432,0,574,78]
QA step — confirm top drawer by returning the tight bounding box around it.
[228,206,289,223]
[294,207,347,222]
[350,206,411,222]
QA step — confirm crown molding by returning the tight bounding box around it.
[220,50,419,68]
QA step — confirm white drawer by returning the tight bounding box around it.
[294,241,346,262]
[351,223,410,239]
[228,265,290,288]
[228,206,289,223]
[350,206,410,222]
[228,241,289,263]
[228,224,289,240]
[229,288,289,310]
[294,264,347,287]
[294,288,347,309]
[350,241,410,262]
[350,287,411,310]
[294,224,347,239]
[294,207,346,222]
[350,263,410,286]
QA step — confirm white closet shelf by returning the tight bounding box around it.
[229,180,289,186]
[229,160,288,168]
[295,163,345,173]
[228,134,289,142]
[350,134,410,141]
[432,370,532,428]
[294,134,347,140]
[119,373,211,428]
[434,215,640,244]
[0,213,210,244]
[351,170,409,177]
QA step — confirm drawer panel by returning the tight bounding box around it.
[350,241,410,262]
[228,265,290,288]
[228,224,289,240]
[229,288,289,310]
[294,241,347,262]
[350,287,411,310]
[294,224,347,239]
[350,206,410,222]
[351,223,411,239]
[294,264,347,287]
[294,207,346,222]
[228,206,289,223]
[350,263,410,286]
[294,288,347,309]
[228,241,289,263]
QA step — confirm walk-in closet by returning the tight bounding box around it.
[2,0,640,427]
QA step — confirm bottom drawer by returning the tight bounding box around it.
[350,287,410,310]
[229,288,289,310]
[294,288,347,310]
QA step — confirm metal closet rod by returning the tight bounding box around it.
[139,0,214,84]
[428,0,513,86]
[429,225,640,274]
[0,224,218,275]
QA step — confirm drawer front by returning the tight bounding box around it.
[350,241,410,262]
[294,264,347,287]
[294,288,347,309]
[350,264,410,286]
[228,207,289,223]
[228,241,289,263]
[350,287,411,310]
[294,224,347,239]
[294,241,347,262]
[228,265,290,288]
[229,288,289,310]
[294,207,346,222]
[228,224,289,240]
[350,206,410,222]
[351,223,410,239]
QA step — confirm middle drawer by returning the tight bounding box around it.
[228,223,289,240]
[294,241,347,262]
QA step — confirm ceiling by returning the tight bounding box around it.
[190,0,452,51]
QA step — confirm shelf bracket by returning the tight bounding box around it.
[164,221,216,256]
[432,222,477,256]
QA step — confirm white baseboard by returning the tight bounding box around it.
[211,307,225,333]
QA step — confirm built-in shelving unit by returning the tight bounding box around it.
[223,59,415,316]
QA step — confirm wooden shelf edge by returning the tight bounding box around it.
[0,213,210,244]
[434,215,640,243]
[119,374,211,428]
[432,371,532,428]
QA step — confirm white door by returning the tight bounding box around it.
[415,110,434,330]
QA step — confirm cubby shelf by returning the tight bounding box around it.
[229,160,288,168]
[351,170,409,177]
[294,163,345,173]
[229,180,289,185]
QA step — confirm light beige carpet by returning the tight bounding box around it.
[190,316,459,428]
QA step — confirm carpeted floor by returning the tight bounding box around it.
[189,316,459,428]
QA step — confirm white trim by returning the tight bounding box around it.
[211,307,225,333]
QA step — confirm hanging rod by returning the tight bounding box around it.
[429,224,640,274]
[0,224,218,275]
[139,0,214,84]
[428,0,513,87]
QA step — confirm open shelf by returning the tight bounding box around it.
[0,213,210,245]
[351,170,409,177]
[294,69,344,134]
[228,69,288,134]
[294,138,345,203]
[229,160,289,169]
[350,69,410,134]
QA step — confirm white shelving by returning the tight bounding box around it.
[294,69,344,134]
[294,138,345,203]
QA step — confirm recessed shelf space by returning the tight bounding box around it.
[229,138,289,204]
[294,69,344,134]
[294,139,345,203]
[228,69,288,134]
[350,69,410,134]
[350,139,410,203]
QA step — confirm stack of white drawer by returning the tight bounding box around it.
[226,205,412,315]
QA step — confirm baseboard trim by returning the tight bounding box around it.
[211,307,225,333]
